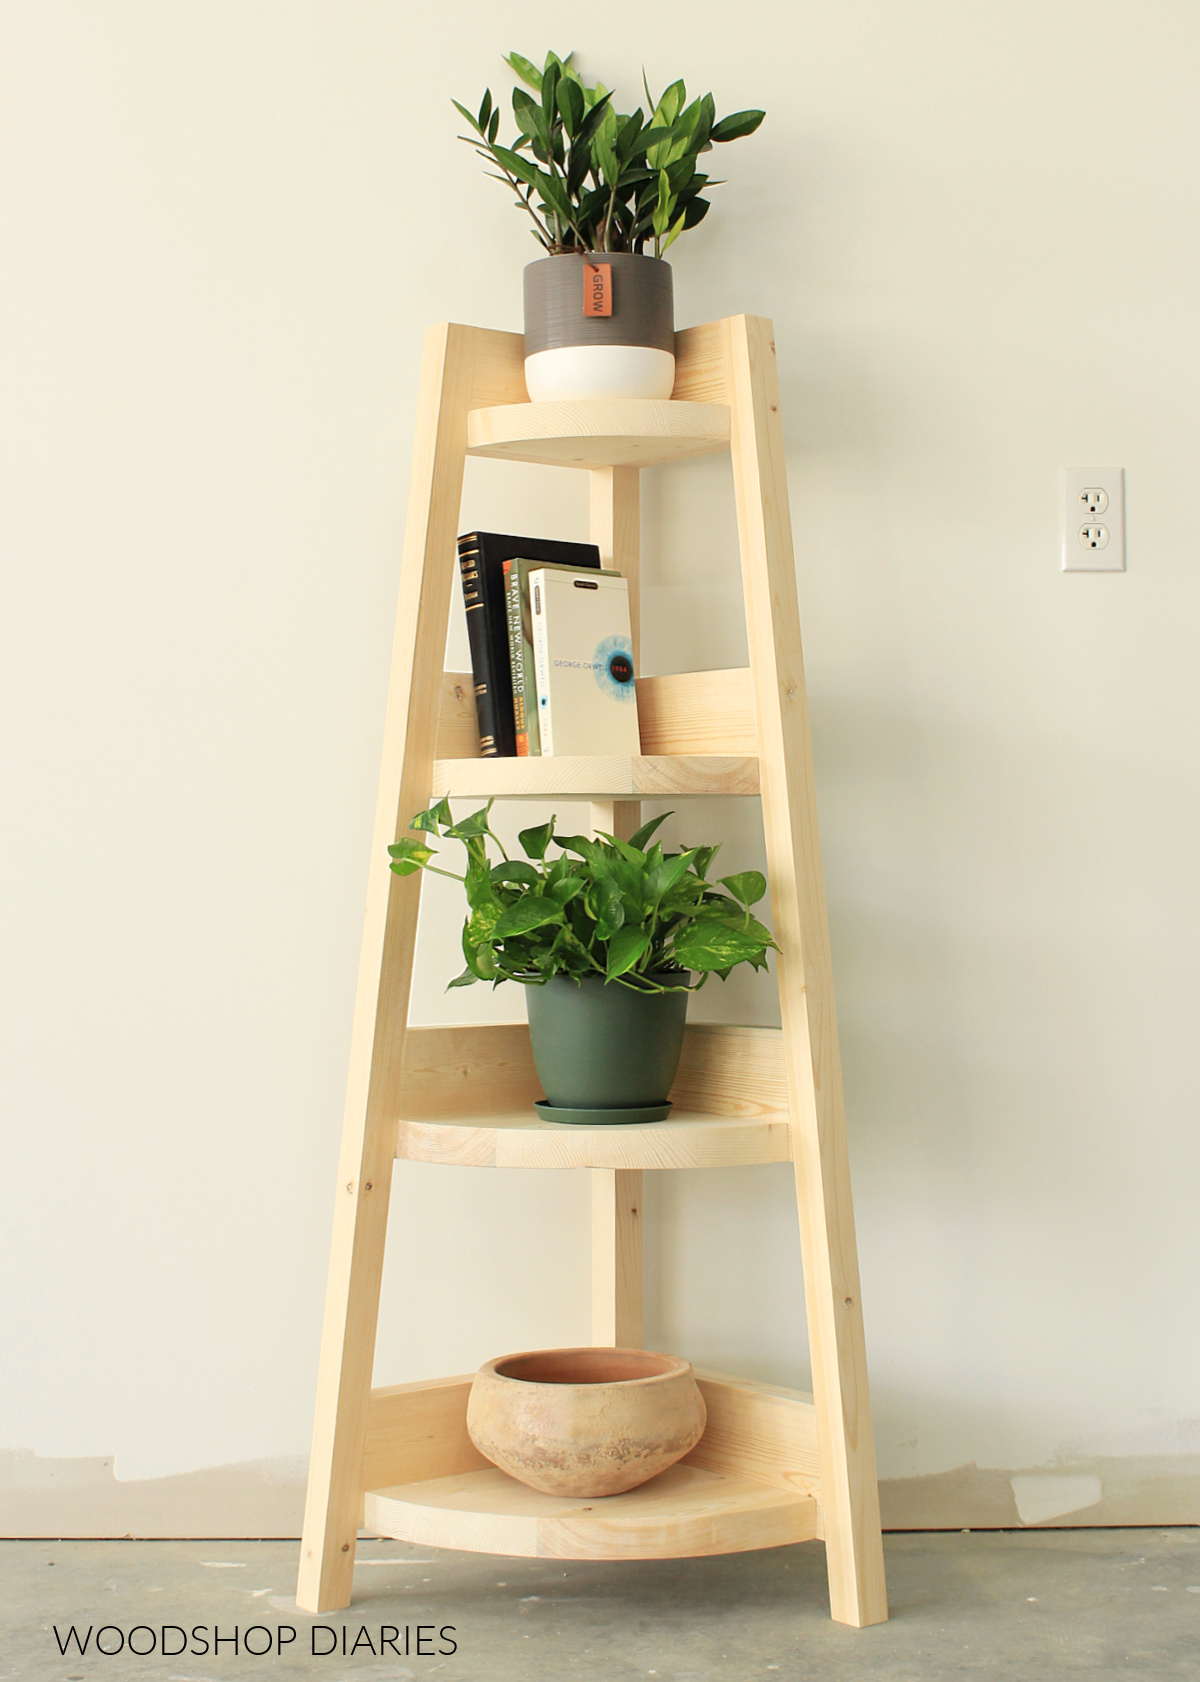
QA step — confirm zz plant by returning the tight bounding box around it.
[388,799,776,994]
[454,50,764,258]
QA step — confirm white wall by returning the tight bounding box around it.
[3,0,1198,1535]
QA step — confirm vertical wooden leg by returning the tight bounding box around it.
[724,315,888,1628]
[585,468,647,1353]
[591,1169,644,1346]
[589,465,640,627]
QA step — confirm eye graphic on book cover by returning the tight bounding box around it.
[593,635,636,701]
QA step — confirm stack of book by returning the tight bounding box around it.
[457,531,641,758]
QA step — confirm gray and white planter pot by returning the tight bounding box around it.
[523,252,675,402]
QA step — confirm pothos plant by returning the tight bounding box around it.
[388,799,776,995]
[454,50,764,258]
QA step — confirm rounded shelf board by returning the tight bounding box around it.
[396,1108,792,1170]
[363,1462,818,1561]
[431,753,759,802]
[466,399,731,469]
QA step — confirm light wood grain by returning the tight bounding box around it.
[591,1169,643,1346]
[303,315,887,1629]
[466,398,730,469]
[671,320,733,403]
[362,1376,488,1494]
[431,753,759,801]
[687,1371,821,1508]
[397,1023,540,1120]
[396,1108,790,1170]
[724,315,887,1626]
[364,1461,817,1560]
[635,668,757,755]
[298,324,525,1615]
[435,671,483,759]
[668,1022,788,1118]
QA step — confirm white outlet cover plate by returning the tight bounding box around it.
[1062,468,1125,571]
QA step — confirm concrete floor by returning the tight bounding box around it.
[4,1529,1198,1681]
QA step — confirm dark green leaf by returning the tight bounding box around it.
[711,109,765,142]
[557,75,584,137]
[606,925,650,980]
[491,143,539,186]
[628,811,672,851]
[647,851,698,901]
[478,89,493,130]
[588,876,626,940]
[451,98,483,134]
[518,818,555,859]
[541,58,561,123]
[444,800,493,840]
[491,861,540,887]
[512,86,545,139]
[495,898,564,938]
[576,88,613,144]
[554,833,599,861]
[596,832,650,867]
[535,169,573,220]
[548,876,584,906]
[447,966,480,989]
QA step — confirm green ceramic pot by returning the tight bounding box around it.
[525,973,688,1120]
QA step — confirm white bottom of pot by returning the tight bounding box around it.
[524,345,676,402]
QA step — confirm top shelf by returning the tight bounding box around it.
[466,399,731,469]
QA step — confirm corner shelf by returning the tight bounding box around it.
[298,317,888,1629]
[397,1110,790,1171]
[466,397,730,469]
[395,1025,790,1172]
[366,1464,816,1561]
[361,1369,820,1562]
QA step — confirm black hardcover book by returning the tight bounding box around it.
[456,531,602,756]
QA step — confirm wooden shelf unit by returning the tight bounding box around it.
[297,316,888,1628]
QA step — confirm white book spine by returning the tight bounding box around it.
[530,570,554,755]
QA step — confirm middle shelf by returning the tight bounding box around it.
[431,753,759,802]
[395,1023,789,1171]
[433,667,760,800]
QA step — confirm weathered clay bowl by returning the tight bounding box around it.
[466,1347,707,1498]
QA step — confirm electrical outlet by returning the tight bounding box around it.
[1062,469,1125,571]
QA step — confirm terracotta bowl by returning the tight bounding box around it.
[466,1346,707,1498]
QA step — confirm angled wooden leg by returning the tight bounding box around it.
[297,324,524,1614]
[724,315,888,1628]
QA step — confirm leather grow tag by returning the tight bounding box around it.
[583,262,612,317]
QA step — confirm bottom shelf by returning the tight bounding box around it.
[359,1367,822,1564]
[364,1462,817,1561]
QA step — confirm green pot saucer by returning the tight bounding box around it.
[534,1099,672,1127]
